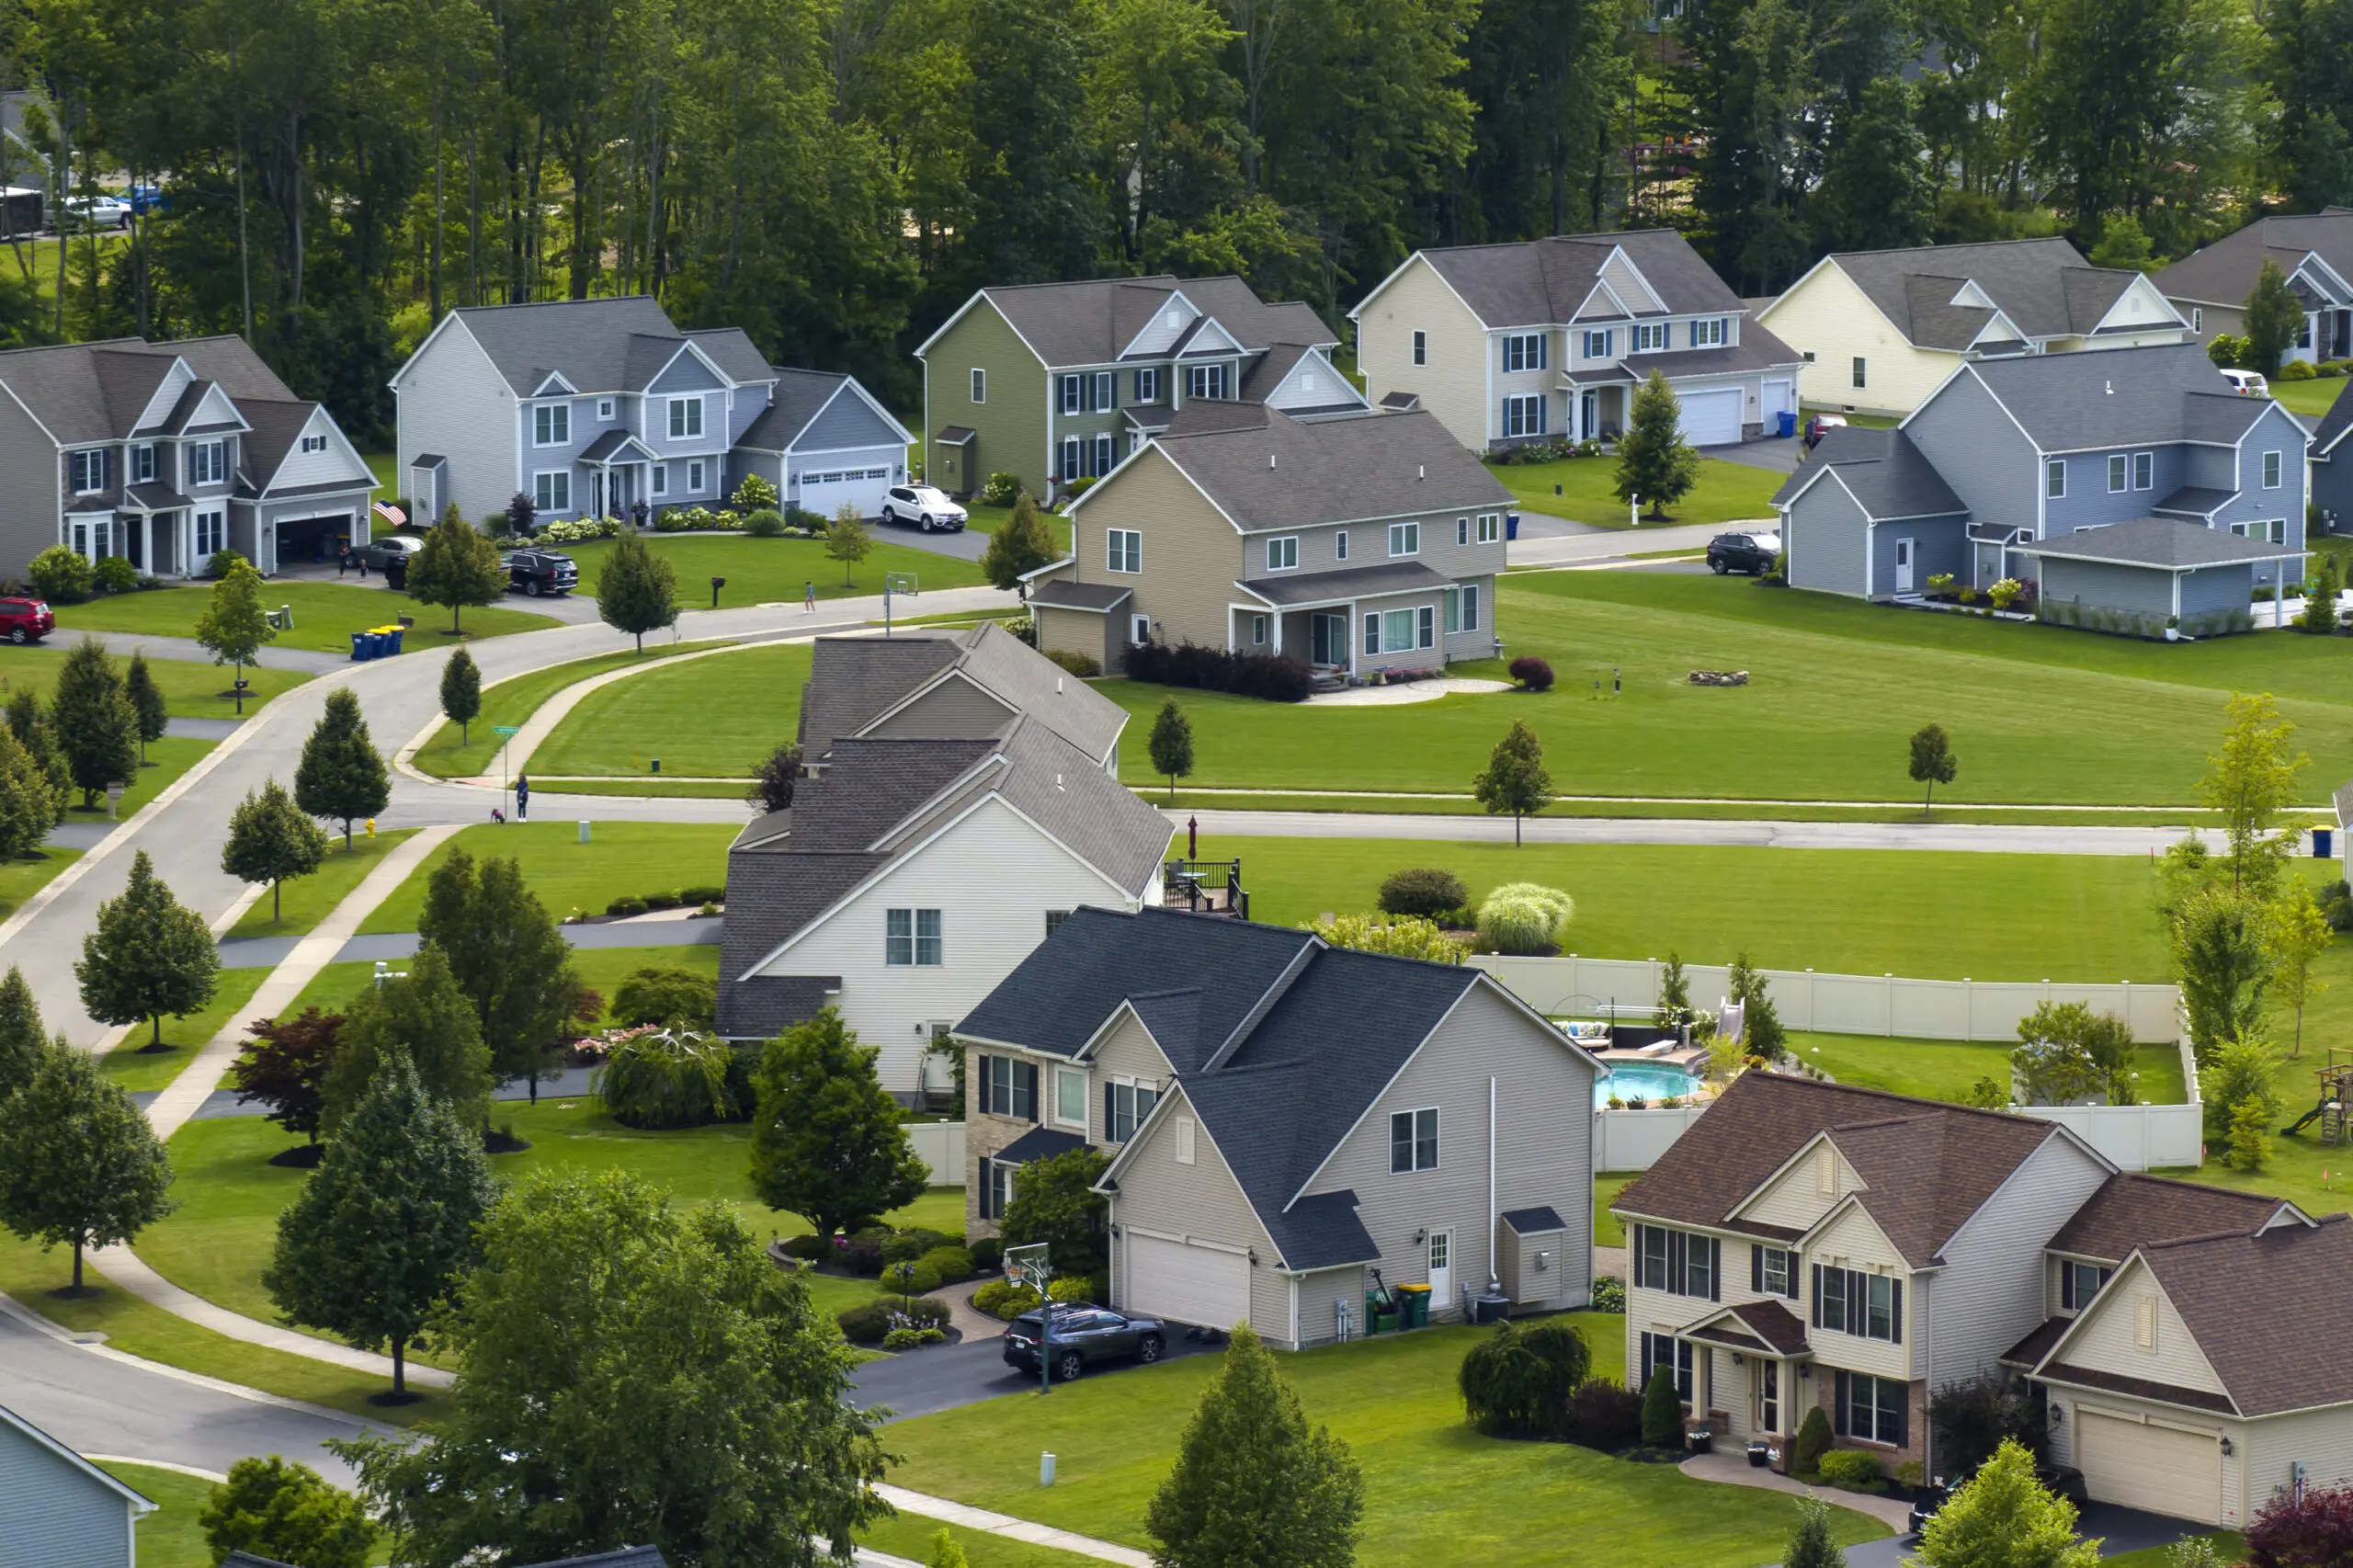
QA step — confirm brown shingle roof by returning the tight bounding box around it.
[2038,1362,2240,1416]
[2048,1173,2294,1263]
[2130,1215,2353,1415]
[1999,1314,2073,1368]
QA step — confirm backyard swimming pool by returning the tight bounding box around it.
[1597,1063,1702,1107]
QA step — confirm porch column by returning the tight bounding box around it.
[1270,612,1283,654]
[1347,599,1359,675]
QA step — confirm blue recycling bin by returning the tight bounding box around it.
[350,631,373,662]
[1506,512,1520,541]
[387,628,405,654]
[367,631,391,658]
[1777,410,1798,438]
[2318,827,2335,858]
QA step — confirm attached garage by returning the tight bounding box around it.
[2075,1410,2224,1524]
[1122,1232,1249,1330]
[268,512,361,573]
[1678,386,1745,446]
[790,448,903,521]
[1761,378,1796,425]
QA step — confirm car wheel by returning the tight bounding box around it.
[1056,1351,1085,1382]
[919,513,934,533]
[525,579,541,597]
[1137,1335,1163,1363]
[1711,559,1728,574]
[6,629,24,645]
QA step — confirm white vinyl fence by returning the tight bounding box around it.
[906,1120,966,1185]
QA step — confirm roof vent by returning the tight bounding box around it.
[1056,773,1065,790]
[2105,381,2114,395]
[1417,463,1426,481]
[1269,453,1277,470]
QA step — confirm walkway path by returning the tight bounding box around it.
[876,1483,1151,1568]
[1176,808,2203,857]
[1679,1452,1912,1530]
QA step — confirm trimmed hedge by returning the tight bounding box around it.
[881,1229,955,1265]
[837,1295,951,1345]
[879,1260,943,1296]
[968,1236,1004,1273]
[1045,649,1101,677]
[1564,1381,1642,1451]
[1509,655,1555,691]
[1379,867,1470,918]
[973,1278,1042,1319]
[919,1244,974,1281]
[1816,1449,1882,1490]
[1125,639,1311,702]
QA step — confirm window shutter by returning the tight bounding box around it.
[2060,1264,2075,1312]
[1709,1239,1721,1301]
[1017,1061,1039,1121]
[979,1157,995,1219]
[1640,1333,1653,1385]
[1784,1253,1799,1301]
[1892,1386,1909,1449]
[1811,1264,1822,1327]
[1752,1246,1763,1293]
[976,1055,995,1114]
[1833,1371,1849,1437]
[1891,1279,1904,1344]
[1104,1085,1116,1140]
[1629,1224,1643,1287]
[1668,1231,1686,1295]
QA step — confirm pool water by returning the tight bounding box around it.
[1598,1063,1702,1107]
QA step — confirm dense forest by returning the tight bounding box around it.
[1,0,2348,442]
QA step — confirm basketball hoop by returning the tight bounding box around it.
[1004,1241,1051,1293]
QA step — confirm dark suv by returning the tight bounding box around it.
[504,548,578,597]
[0,597,53,644]
[1706,531,1779,575]
[1003,1302,1166,1381]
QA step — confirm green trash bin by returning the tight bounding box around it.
[1398,1283,1431,1328]
[1365,1291,1397,1335]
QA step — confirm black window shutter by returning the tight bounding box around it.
[1811,1265,1823,1327]
[1018,1062,1039,1121]
[1784,1252,1800,1301]
[1893,1386,1909,1449]
[2060,1264,2075,1312]
[1891,1278,1904,1344]
[979,1157,995,1219]
[1752,1245,1764,1293]
[1640,1333,1653,1384]
[1709,1239,1721,1301]
[1834,1371,1849,1437]
[977,1054,995,1115]
[1668,1231,1686,1295]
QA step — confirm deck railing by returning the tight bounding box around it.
[1164,858,1248,919]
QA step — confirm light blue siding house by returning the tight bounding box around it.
[0,1403,154,1568]
[1774,343,2309,636]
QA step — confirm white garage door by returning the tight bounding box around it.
[793,449,899,520]
[1761,378,1795,421]
[1679,387,1745,446]
[2076,1411,2224,1524]
[1124,1233,1249,1329]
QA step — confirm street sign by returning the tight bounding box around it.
[493,725,521,736]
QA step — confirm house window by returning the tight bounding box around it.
[1061,374,1083,414]
[1503,333,1547,372]
[597,398,615,420]
[971,369,986,403]
[1477,513,1500,544]
[1836,1371,1908,1447]
[1631,1224,1722,1300]
[1639,1334,1695,1402]
[194,509,225,557]
[1457,517,1470,546]
[1131,612,1152,645]
[534,403,570,446]
[1185,364,1229,401]
[2265,449,2284,489]
[69,449,107,493]
[1852,357,1868,390]
[1062,437,1083,483]
[1107,529,1142,574]
[2060,1261,2113,1312]
[1583,330,1613,359]
[1252,614,1268,645]
[2301,316,2314,349]
[1134,367,1159,403]
[1054,1068,1087,1129]
[2269,517,2287,544]
[2192,308,2204,334]
[1380,608,1415,652]
[1388,1107,1438,1172]
[2134,451,2153,490]
[1412,330,1427,367]
[1094,372,1115,411]
[131,444,154,483]
[2109,454,2128,494]
[1417,605,1435,648]
[667,396,704,439]
[1108,1079,1159,1142]
[1334,530,1348,561]
[687,460,706,494]
[1632,323,1670,352]
[1044,910,1072,937]
[1389,521,1420,557]
[1094,433,1114,477]
[533,470,571,511]
[1504,394,1546,437]
[1812,1264,1903,1342]
[885,907,943,966]
[188,442,225,486]
[1267,536,1298,570]
[300,434,327,454]
[651,463,669,496]
[985,1159,1018,1216]
[1757,1245,1793,1297]
[981,1055,1037,1120]
[1444,584,1480,633]
[1692,317,1728,347]
[2045,459,2066,499]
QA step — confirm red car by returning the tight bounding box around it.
[0,597,53,644]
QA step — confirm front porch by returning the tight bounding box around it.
[1237,560,1466,680]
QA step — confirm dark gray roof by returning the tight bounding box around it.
[996,1126,1088,1164]
[739,369,848,451]
[1029,579,1131,612]
[787,738,996,851]
[578,428,655,463]
[2155,213,2353,306]
[122,482,181,510]
[237,398,321,491]
[1960,344,2280,449]
[450,297,761,395]
[1825,240,2162,347]
[797,623,1126,767]
[2017,517,2307,570]
[680,327,772,384]
[1259,1187,1380,1269]
[1406,229,1744,327]
[799,636,962,755]
[2314,381,2353,457]
[517,1549,673,1568]
[1378,391,1420,411]
[1240,560,1454,608]
[1501,1205,1568,1233]
[935,425,975,443]
[2152,485,2234,517]
[1618,326,1805,383]
[970,275,1336,369]
[1773,427,1967,519]
[0,335,295,445]
[1116,405,1509,532]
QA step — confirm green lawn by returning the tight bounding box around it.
[99,1462,217,1568]
[534,778,754,798]
[1595,1174,1638,1247]
[2268,377,2343,418]
[1782,1030,2188,1105]
[227,830,422,938]
[1119,569,2353,804]
[0,846,75,925]
[529,641,813,778]
[56,582,561,653]
[97,966,275,1093]
[858,1516,1105,1568]
[357,822,738,934]
[2105,1532,2242,1568]
[1493,453,1786,528]
[0,643,308,718]
[884,1318,1889,1568]
[559,532,989,608]
[407,641,750,779]
[1221,835,2190,980]
[280,942,722,1027]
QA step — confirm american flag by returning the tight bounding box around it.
[371,502,406,528]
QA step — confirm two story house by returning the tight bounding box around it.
[1773,344,2310,634]
[1028,402,1512,677]
[2154,210,2353,362]
[715,622,1167,1096]
[954,906,1604,1346]
[1350,229,1807,451]
[1756,239,2192,418]
[391,297,911,528]
[914,274,1369,502]
[0,1402,156,1568]
[0,335,377,581]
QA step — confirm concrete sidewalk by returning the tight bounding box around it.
[876,1483,1151,1567]
[1176,807,2202,857]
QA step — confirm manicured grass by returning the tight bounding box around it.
[97,966,275,1093]
[1217,835,2180,980]
[280,943,722,1026]
[858,1516,1106,1568]
[1595,1174,1638,1247]
[1113,569,2353,804]
[356,822,738,934]
[1782,1030,2188,1105]
[534,778,753,798]
[559,533,990,607]
[1493,453,1787,528]
[529,641,813,778]
[0,846,75,924]
[61,734,213,824]
[226,830,422,938]
[883,1317,1888,1568]
[407,641,747,779]
[56,582,561,653]
[2268,377,2343,418]
[1162,788,2241,827]
[2105,1532,2242,1568]
[97,1462,216,1568]
[0,643,307,718]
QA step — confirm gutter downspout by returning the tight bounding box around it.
[1487,1074,1501,1294]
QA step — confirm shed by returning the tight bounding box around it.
[1496,1205,1572,1309]
[2013,517,2307,639]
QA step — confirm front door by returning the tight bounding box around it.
[1427,1230,1451,1306]
[1580,390,1598,439]
[1309,611,1347,668]
[1894,537,1915,594]
[1758,1360,1779,1434]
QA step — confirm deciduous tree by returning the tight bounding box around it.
[51,638,138,809]
[195,558,274,716]
[1000,1145,1111,1279]
[825,505,875,586]
[746,741,801,813]
[2175,888,2274,1062]
[75,849,218,1050]
[0,722,63,863]
[406,505,507,633]
[1148,697,1194,801]
[222,778,330,923]
[323,944,494,1134]
[2199,694,2308,892]
[230,1008,345,1149]
[0,1044,175,1290]
[1784,1499,1847,1568]
[1472,720,1552,846]
[439,646,482,744]
[198,1456,376,1568]
[123,650,167,765]
[6,687,71,819]
[0,967,44,1099]
[1914,1439,2099,1568]
[979,494,1059,593]
[2269,881,2334,1057]
[1615,371,1701,519]
[749,1006,928,1244]
[416,850,582,1100]
[597,530,677,653]
[295,688,391,849]
[1909,722,1958,815]
[610,966,718,1029]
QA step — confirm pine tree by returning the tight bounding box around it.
[979,494,1061,593]
[825,505,876,586]
[296,688,391,849]
[406,505,509,633]
[1784,1498,1847,1568]
[439,646,483,744]
[5,687,72,819]
[51,638,139,809]
[195,557,274,716]
[2299,554,2341,633]
[266,1051,494,1400]
[0,1044,175,1290]
[417,851,582,1101]
[0,722,62,863]
[1472,719,1552,846]
[749,1006,929,1244]
[1813,78,1932,254]
[1614,370,1701,519]
[1144,1323,1364,1568]
[123,650,167,766]
[1148,697,1194,801]
[222,778,331,923]
[597,529,678,653]
[75,849,218,1050]
[323,944,494,1135]
[2245,259,2306,380]
[0,966,46,1099]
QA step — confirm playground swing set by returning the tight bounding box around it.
[2284,1045,2353,1143]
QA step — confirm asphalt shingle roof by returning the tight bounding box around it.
[976,275,1337,369]
[1617,327,1806,383]
[1773,427,1967,519]
[1411,229,1744,327]
[1826,239,2157,347]
[2314,380,2353,457]
[2152,485,2236,517]
[1029,579,1132,612]
[0,335,295,445]
[1123,405,1511,532]
[797,623,1127,767]
[2047,1172,2294,1262]
[2017,517,2306,570]
[1962,344,2277,450]
[680,327,772,384]
[2155,212,2353,306]
[236,399,325,493]
[738,369,849,451]
[1240,560,1455,608]
[451,297,766,395]
[1501,1205,1568,1233]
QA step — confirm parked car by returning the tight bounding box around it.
[1003,1302,1165,1381]
[119,183,166,216]
[503,547,578,597]
[880,483,969,533]
[0,597,54,644]
[363,535,425,574]
[1706,530,1780,574]
[61,196,130,231]
[2220,368,2270,397]
[1802,413,1847,449]
[1907,1463,2085,1539]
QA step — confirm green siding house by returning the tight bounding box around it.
[914,274,1367,501]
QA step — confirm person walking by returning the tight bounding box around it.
[514,773,530,821]
[803,580,816,613]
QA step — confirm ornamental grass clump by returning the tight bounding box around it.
[1474,882,1574,955]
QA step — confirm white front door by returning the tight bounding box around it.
[1427,1230,1451,1306]
[1758,1359,1780,1434]
[1894,537,1915,594]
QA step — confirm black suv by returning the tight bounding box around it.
[504,548,578,597]
[1706,532,1779,575]
[1003,1302,1166,1381]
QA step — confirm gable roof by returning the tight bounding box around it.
[2014,516,2307,571]
[1824,240,2170,347]
[1950,344,2281,450]
[1771,426,1967,518]
[1614,1073,2066,1266]
[0,335,299,446]
[1115,404,1510,531]
[447,297,751,396]
[0,1403,156,1515]
[2313,379,2353,458]
[2048,1172,2300,1262]
[1396,230,1744,328]
[962,276,1337,369]
[732,367,905,452]
[2154,211,2353,307]
[233,397,361,498]
[680,327,772,385]
[796,621,1127,767]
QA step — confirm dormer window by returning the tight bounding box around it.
[533,403,570,447]
[1691,317,1728,348]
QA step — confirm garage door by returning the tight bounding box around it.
[2076,1411,2224,1523]
[1761,379,1795,421]
[273,514,357,573]
[1124,1233,1249,1329]
[793,449,899,520]
[1680,387,1745,446]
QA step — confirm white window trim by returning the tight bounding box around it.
[1062,374,1084,415]
[597,398,615,420]
[1389,520,1420,558]
[1267,535,1298,571]
[971,368,986,403]
[1389,1105,1440,1172]
[2264,449,2284,489]
[2046,459,2066,499]
[687,460,706,494]
[1053,1067,1088,1130]
[533,403,570,448]
[651,463,669,496]
[2108,454,2128,494]
[1335,529,1349,560]
[1131,612,1151,644]
[1108,528,1142,574]
[1134,367,1158,403]
[2132,451,2153,491]
[1412,330,1427,367]
[667,394,705,440]
[884,906,944,967]
[533,469,571,511]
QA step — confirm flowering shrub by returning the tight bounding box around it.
[1987,577,2023,610]
[537,514,624,542]
[569,1023,661,1064]
[653,506,744,533]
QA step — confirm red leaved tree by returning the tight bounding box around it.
[2247,1481,2353,1568]
[229,1008,346,1147]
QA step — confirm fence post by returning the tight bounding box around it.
[1885,974,1894,1035]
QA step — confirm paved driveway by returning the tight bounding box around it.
[1836,1501,2209,1567]
[850,1331,1218,1422]
[1706,434,1803,474]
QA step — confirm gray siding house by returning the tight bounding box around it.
[0,335,377,581]
[955,907,1603,1349]
[2311,381,2353,532]
[390,297,907,527]
[1774,343,2310,635]
[2154,210,2353,362]
[0,1403,154,1568]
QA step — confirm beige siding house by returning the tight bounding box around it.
[954,906,1603,1349]
[1029,402,1511,678]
